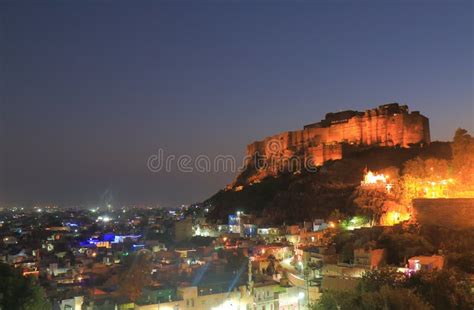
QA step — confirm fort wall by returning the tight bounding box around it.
[247,103,429,157]
[236,103,430,185]
[412,198,474,229]
[306,144,343,167]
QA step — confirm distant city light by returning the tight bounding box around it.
[97,216,111,222]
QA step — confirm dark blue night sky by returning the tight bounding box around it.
[1,1,472,207]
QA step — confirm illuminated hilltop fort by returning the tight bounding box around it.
[234,103,430,186]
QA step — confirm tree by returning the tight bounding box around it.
[403,157,450,180]
[224,249,247,272]
[315,269,473,310]
[313,286,430,310]
[328,209,345,223]
[406,269,474,310]
[0,263,50,310]
[401,129,474,200]
[361,286,431,310]
[452,128,474,189]
[376,231,434,265]
[352,189,409,226]
[118,251,153,302]
[358,268,406,292]
[313,290,359,310]
[402,157,451,200]
[352,187,388,224]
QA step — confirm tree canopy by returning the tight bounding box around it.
[314,268,474,310]
[118,251,153,302]
[0,263,50,310]
[452,128,474,191]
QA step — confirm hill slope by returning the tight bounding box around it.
[206,142,451,225]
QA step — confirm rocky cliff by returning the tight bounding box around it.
[207,142,451,224]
